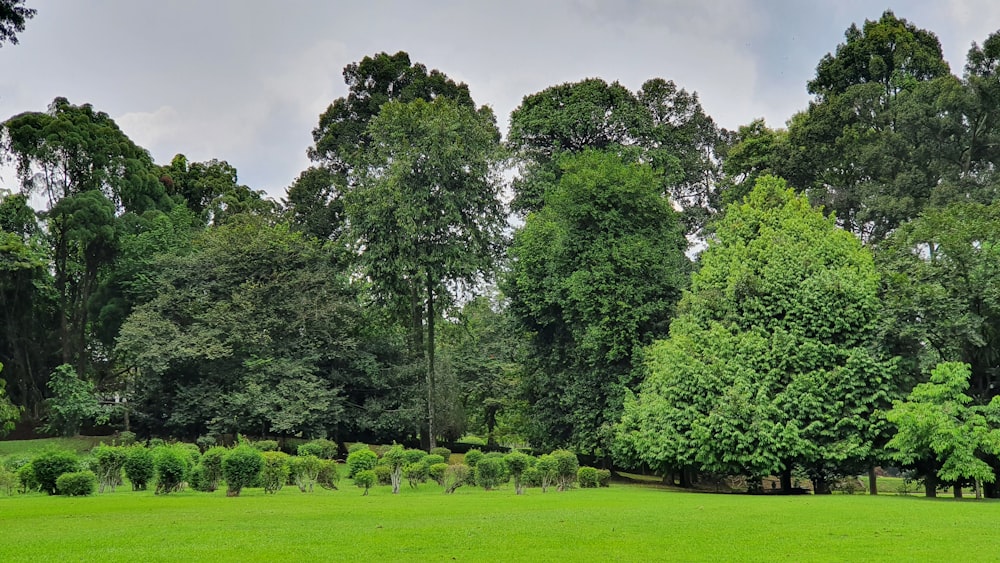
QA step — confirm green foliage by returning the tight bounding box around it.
[422,454,445,467]
[222,445,264,497]
[475,455,508,490]
[429,447,452,460]
[122,446,154,491]
[317,460,340,490]
[551,450,579,492]
[504,451,532,494]
[403,448,427,465]
[596,469,611,487]
[187,464,210,492]
[55,470,96,496]
[347,443,369,454]
[428,462,449,486]
[464,449,484,468]
[577,466,600,488]
[289,455,322,493]
[16,462,38,493]
[31,449,79,495]
[43,365,103,437]
[153,446,190,494]
[198,446,226,492]
[0,364,21,438]
[0,466,16,495]
[535,454,558,492]
[260,451,290,494]
[297,439,337,459]
[254,440,279,452]
[117,431,137,446]
[374,463,392,486]
[443,464,470,494]
[346,448,378,478]
[354,469,376,495]
[91,444,126,493]
[403,462,429,488]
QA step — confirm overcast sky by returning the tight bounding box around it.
[2,1,999,200]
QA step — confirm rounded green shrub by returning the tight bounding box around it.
[56,470,96,496]
[188,463,210,492]
[551,450,579,491]
[597,469,611,487]
[91,444,127,493]
[428,462,449,485]
[475,455,508,490]
[444,464,470,494]
[403,462,428,488]
[261,451,290,494]
[222,445,264,497]
[346,448,377,478]
[505,451,533,494]
[0,467,16,496]
[255,439,280,452]
[578,466,599,488]
[347,442,369,453]
[423,454,445,467]
[403,448,427,465]
[374,463,392,485]
[290,455,322,492]
[32,450,79,495]
[200,446,227,492]
[464,449,484,468]
[354,469,376,495]
[317,460,341,490]
[298,438,337,459]
[116,431,137,446]
[153,446,189,494]
[522,465,542,488]
[535,454,558,492]
[16,462,39,493]
[124,446,154,491]
[195,434,217,451]
[178,442,201,466]
[430,447,452,460]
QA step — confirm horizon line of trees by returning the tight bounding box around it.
[4,9,1000,496]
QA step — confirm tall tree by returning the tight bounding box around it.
[616,176,893,492]
[346,97,505,449]
[0,0,34,47]
[505,150,689,455]
[158,154,275,226]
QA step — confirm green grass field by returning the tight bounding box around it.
[2,481,999,561]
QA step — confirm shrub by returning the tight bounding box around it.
[148,438,166,448]
[56,470,97,496]
[522,465,541,488]
[188,464,209,492]
[347,442,369,454]
[552,450,579,491]
[298,439,337,459]
[354,469,376,495]
[578,466,599,488]
[505,451,532,494]
[403,462,428,488]
[117,431,137,446]
[124,445,154,491]
[153,446,189,494]
[178,442,202,466]
[597,469,611,487]
[374,463,392,485]
[476,456,508,490]
[317,460,340,490]
[16,462,39,493]
[195,434,217,451]
[32,450,79,495]
[255,440,280,452]
[423,454,445,467]
[222,445,264,497]
[199,446,227,492]
[346,448,378,478]
[289,455,322,492]
[833,477,864,495]
[403,448,427,465]
[464,449,484,468]
[444,464,470,494]
[261,451,290,494]
[535,454,558,492]
[428,462,449,486]
[91,444,127,493]
[0,467,16,495]
[430,447,452,461]
[382,445,406,494]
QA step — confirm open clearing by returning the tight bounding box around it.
[2,482,999,561]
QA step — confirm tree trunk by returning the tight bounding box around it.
[425,279,436,451]
[975,478,982,500]
[924,475,937,498]
[780,466,792,494]
[953,483,963,498]
[812,475,831,495]
[679,468,691,488]
[868,466,878,496]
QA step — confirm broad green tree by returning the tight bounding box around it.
[616,176,893,493]
[43,364,103,437]
[505,150,689,455]
[0,0,35,47]
[0,362,22,437]
[346,97,505,449]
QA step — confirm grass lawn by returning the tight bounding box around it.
[0,436,108,456]
[2,481,999,561]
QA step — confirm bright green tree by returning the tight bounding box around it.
[43,364,103,437]
[505,149,689,456]
[616,176,894,493]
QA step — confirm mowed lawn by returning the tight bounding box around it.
[2,482,999,562]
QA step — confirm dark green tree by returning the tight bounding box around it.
[505,150,689,455]
[0,0,35,47]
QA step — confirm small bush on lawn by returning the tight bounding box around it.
[317,460,340,490]
[297,439,337,459]
[535,454,558,492]
[195,434,216,451]
[56,471,97,496]
[430,447,451,460]
[578,466,599,488]
[91,444,127,493]
[261,451,290,494]
[597,469,611,487]
[523,465,541,488]
[347,442,369,454]
[16,462,39,493]
[346,448,378,478]
[188,463,209,492]
[374,463,392,485]
[403,462,429,488]
[444,464,470,494]
[423,454,445,467]
[476,455,508,490]
[354,469,376,495]
[32,449,79,495]
[505,451,532,494]
[124,446,154,491]
[255,440,280,452]
[464,449,484,468]
[178,443,201,466]
[382,445,406,494]
[0,467,17,495]
[154,446,190,494]
[199,446,227,492]
[222,445,264,497]
[116,431,137,446]
[290,455,321,492]
[552,450,579,491]
[429,462,449,485]
[403,449,427,465]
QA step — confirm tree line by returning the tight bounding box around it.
[3,9,1000,496]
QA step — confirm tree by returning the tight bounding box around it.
[505,150,689,455]
[615,176,893,493]
[0,362,22,437]
[0,0,35,47]
[158,154,275,226]
[345,97,506,449]
[43,364,103,437]
[887,362,1000,498]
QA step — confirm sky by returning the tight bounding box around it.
[2,0,1000,201]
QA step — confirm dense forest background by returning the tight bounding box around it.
[3,6,1000,495]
